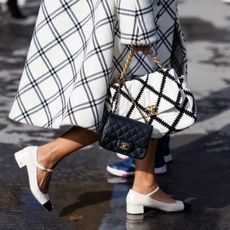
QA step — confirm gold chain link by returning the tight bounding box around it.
[113,47,165,123]
[149,51,164,70]
[120,48,135,81]
[120,47,164,81]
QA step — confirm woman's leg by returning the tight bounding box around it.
[132,139,175,203]
[36,126,100,193]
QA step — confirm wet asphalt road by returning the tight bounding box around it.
[0,0,230,229]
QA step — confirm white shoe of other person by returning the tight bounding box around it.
[222,0,230,4]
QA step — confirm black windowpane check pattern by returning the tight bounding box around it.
[109,69,197,138]
[9,0,187,133]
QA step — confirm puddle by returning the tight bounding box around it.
[181,17,230,42]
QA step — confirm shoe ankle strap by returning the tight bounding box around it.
[36,162,53,172]
[147,186,160,196]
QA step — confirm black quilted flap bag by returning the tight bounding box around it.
[99,113,153,159]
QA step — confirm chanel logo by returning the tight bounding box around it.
[146,105,158,116]
[120,142,129,151]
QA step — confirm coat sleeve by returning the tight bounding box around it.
[116,0,156,45]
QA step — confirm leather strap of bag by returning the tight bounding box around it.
[112,47,165,123]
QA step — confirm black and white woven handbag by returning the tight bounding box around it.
[107,48,197,138]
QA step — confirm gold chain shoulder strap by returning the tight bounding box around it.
[113,47,165,123]
[119,47,164,82]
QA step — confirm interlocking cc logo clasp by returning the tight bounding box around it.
[146,105,158,116]
[119,142,129,151]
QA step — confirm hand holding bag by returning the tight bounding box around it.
[99,47,197,159]
[106,48,197,138]
[99,48,154,159]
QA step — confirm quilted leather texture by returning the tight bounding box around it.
[108,68,197,138]
[99,114,153,159]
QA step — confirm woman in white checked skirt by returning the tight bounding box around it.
[10,0,189,213]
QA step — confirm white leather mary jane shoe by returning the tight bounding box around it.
[14,146,53,211]
[126,186,186,214]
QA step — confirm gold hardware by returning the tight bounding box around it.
[120,48,135,82]
[146,105,158,116]
[119,48,164,82]
[112,78,123,86]
[119,142,129,151]
[112,47,164,122]
[150,52,164,70]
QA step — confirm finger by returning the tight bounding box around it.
[133,45,150,54]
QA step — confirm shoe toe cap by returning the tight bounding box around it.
[183,202,192,211]
[43,201,52,212]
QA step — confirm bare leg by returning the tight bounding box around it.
[133,139,175,203]
[36,126,100,193]
[36,126,174,204]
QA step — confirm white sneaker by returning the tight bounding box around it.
[116,153,129,160]
[164,153,173,163]
[106,159,167,177]
[117,152,173,163]
[14,146,53,211]
[154,164,167,174]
